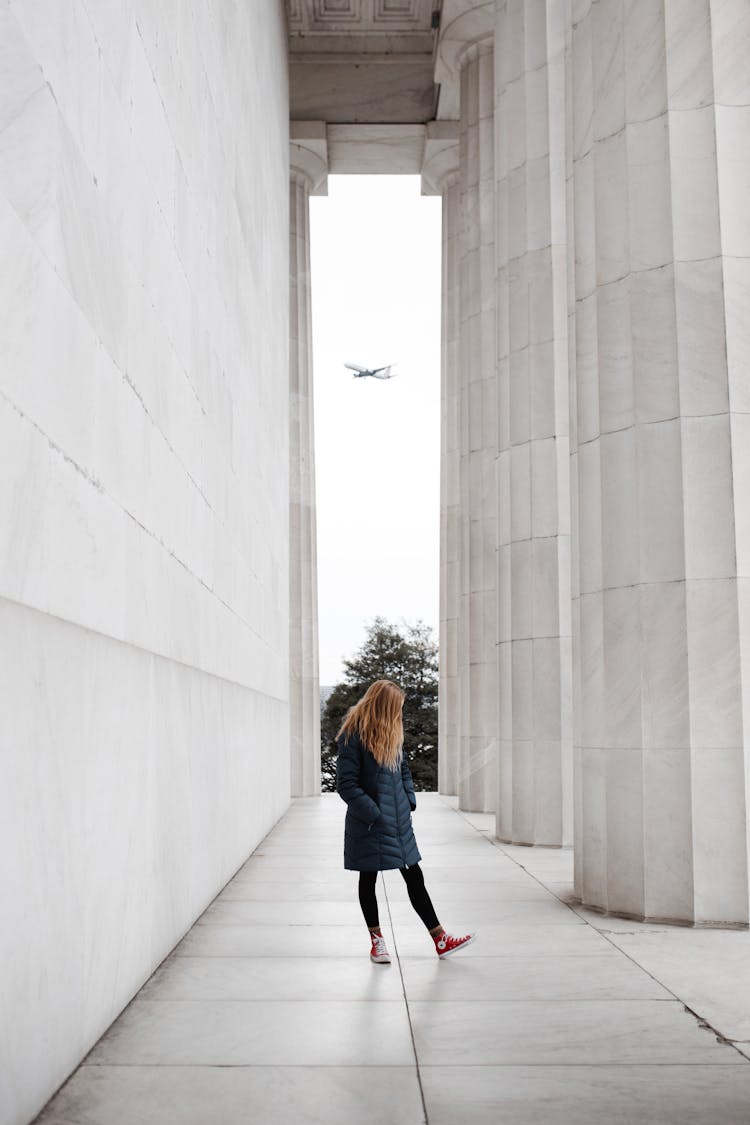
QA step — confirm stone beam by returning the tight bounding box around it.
[290,56,435,124]
[328,124,427,174]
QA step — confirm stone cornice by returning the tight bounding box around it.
[290,121,329,195]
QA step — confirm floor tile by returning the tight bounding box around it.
[383,879,554,903]
[420,1065,750,1125]
[455,811,496,832]
[384,865,536,884]
[387,897,581,926]
[217,880,358,901]
[141,955,404,1001]
[405,853,511,868]
[390,922,614,958]
[246,853,344,867]
[497,847,575,878]
[409,1000,742,1066]
[198,899,365,926]
[38,1066,425,1125]
[543,880,577,900]
[229,864,355,884]
[568,906,684,933]
[607,929,750,1041]
[175,923,390,958]
[398,954,670,1002]
[87,1000,414,1066]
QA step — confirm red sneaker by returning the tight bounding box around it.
[370,932,391,964]
[434,931,476,959]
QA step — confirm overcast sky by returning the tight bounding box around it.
[310,175,441,686]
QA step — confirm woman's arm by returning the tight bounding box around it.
[401,750,417,811]
[336,735,381,825]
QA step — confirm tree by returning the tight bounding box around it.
[321,617,438,792]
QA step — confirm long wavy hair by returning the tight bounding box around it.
[338,679,405,770]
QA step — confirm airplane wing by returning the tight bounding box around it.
[371,365,396,379]
[344,362,367,373]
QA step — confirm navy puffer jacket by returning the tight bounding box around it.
[336,730,421,871]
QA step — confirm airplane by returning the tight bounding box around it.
[344,362,398,380]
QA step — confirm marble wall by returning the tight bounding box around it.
[0,3,291,1122]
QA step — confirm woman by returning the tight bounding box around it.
[336,679,475,963]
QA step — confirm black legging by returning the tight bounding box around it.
[358,865,440,932]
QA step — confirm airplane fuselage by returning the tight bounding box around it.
[344,362,397,380]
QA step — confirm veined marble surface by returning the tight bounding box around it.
[0,3,292,1123]
[569,0,750,924]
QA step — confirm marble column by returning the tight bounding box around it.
[494,0,573,846]
[569,1,750,923]
[289,125,326,797]
[439,2,498,813]
[423,125,462,797]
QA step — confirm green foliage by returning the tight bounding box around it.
[321,617,438,793]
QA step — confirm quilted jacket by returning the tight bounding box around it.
[336,730,421,871]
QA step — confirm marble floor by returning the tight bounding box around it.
[36,795,750,1124]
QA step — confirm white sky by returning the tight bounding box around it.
[310,175,442,686]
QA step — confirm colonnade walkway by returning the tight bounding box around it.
[38,794,750,1123]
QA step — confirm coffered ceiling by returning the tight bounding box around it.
[287,0,439,123]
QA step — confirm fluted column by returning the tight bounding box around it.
[569,2,750,922]
[423,126,461,797]
[289,125,326,797]
[439,1,497,812]
[494,0,573,845]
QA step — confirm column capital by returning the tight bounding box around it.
[435,0,494,85]
[421,121,460,196]
[290,121,328,196]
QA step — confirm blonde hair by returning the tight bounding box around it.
[338,680,405,770]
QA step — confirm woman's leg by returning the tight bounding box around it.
[399,865,442,933]
[401,866,476,958]
[358,871,381,933]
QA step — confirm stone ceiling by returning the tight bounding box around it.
[287,0,439,123]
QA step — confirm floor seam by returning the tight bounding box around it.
[76,1060,750,1069]
[382,871,430,1125]
[588,930,750,1065]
